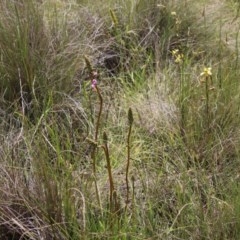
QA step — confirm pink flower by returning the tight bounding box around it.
[91,79,98,89]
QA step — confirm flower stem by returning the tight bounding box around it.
[126,108,133,208]
[102,132,115,212]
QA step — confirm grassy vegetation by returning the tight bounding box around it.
[1,0,240,239]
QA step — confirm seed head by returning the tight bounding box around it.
[128,108,133,125]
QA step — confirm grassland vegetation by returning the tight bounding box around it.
[1,0,240,239]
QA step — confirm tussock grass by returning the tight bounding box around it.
[1,0,240,239]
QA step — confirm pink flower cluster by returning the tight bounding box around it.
[91,71,98,90]
[91,79,98,89]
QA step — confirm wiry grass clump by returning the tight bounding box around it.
[1,0,240,239]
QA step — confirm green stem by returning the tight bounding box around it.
[179,65,186,141]
[102,132,115,212]
[126,116,133,206]
[94,86,103,142]
[205,76,209,129]
[90,85,103,211]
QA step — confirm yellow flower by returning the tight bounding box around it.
[200,67,212,77]
[175,53,184,64]
[171,49,179,56]
[171,49,184,64]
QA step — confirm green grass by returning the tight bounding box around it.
[1,0,240,239]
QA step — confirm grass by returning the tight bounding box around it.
[1,0,240,239]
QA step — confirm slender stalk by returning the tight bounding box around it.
[90,85,103,211]
[90,146,101,209]
[126,108,133,207]
[179,64,186,141]
[84,56,103,211]
[102,132,115,211]
[205,76,209,129]
[94,86,103,143]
